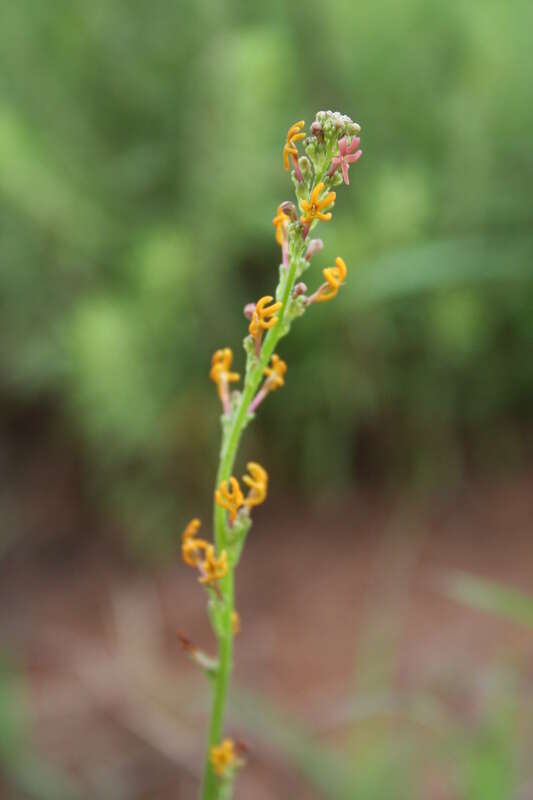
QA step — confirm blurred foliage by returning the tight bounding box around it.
[233,676,524,799]
[0,0,532,550]
[443,570,533,627]
[0,659,81,799]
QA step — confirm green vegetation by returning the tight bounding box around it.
[1,2,531,554]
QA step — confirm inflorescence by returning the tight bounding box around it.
[180,109,362,794]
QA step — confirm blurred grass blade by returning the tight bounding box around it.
[231,687,358,800]
[231,686,417,799]
[441,570,533,626]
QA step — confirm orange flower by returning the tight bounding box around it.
[249,296,282,339]
[242,462,268,508]
[300,182,336,226]
[272,204,290,246]
[283,120,306,176]
[210,348,240,414]
[215,476,244,522]
[263,354,286,391]
[198,544,228,585]
[314,257,347,303]
[181,518,208,567]
[210,738,237,776]
[249,354,287,413]
[181,519,226,586]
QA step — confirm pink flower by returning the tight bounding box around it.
[328,136,362,185]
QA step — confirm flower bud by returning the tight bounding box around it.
[293,282,308,298]
[280,201,297,221]
[178,631,218,675]
[310,121,324,141]
[304,238,324,261]
[243,303,256,320]
[299,156,312,179]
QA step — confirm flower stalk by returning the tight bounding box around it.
[180,110,362,799]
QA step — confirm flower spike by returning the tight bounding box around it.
[300,182,336,234]
[283,120,306,181]
[328,136,362,185]
[310,257,348,304]
[215,476,244,523]
[210,348,240,415]
[195,110,362,792]
[242,462,268,508]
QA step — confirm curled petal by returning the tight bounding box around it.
[249,296,282,337]
[283,120,306,172]
[242,461,269,507]
[312,257,348,304]
[182,537,209,567]
[346,150,363,164]
[182,518,201,542]
[198,545,228,585]
[215,476,244,522]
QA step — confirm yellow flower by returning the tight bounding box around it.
[264,354,287,391]
[181,518,208,567]
[300,182,336,226]
[181,519,226,586]
[242,461,268,508]
[198,544,228,585]
[272,204,290,246]
[314,257,347,303]
[249,296,282,339]
[210,738,237,777]
[232,610,240,635]
[210,348,240,405]
[215,476,244,522]
[283,120,306,172]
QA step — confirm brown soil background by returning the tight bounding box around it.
[1,471,532,799]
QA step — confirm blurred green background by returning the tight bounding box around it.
[0,2,533,798]
[1,0,532,552]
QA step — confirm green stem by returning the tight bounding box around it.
[201,570,233,799]
[201,245,302,800]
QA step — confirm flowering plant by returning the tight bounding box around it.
[181,110,362,799]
